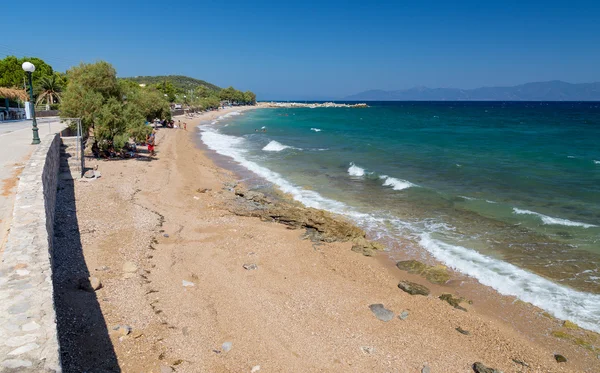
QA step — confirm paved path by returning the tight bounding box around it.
[0,118,65,254]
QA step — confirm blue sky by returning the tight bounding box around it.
[2,0,600,99]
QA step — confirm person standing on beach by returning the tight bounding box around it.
[147,130,156,156]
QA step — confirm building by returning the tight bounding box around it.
[0,88,27,121]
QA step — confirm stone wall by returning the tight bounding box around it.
[0,133,62,372]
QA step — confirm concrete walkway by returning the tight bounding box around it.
[0,118,65,255]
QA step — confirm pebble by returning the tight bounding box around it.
[398,310,409,320]
[114,325,132,336]
[554,354,567,363]
[122,261,138,273]
[251,365,261,373]
[369,304,394,322]
[182,280,195,287]
[422,365,431,373]
[222,341,232,352]
[163,233,169,238]
[243,263,258,270]
[360,346,375,354]
[456,326,470,335]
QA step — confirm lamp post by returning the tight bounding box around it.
[21,62,40,145]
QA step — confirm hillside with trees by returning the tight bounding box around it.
[123,75,220,93]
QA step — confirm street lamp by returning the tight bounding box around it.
[21,62,40,145]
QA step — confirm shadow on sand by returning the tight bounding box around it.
[52,176,120,372]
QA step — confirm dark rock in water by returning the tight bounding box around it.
[396,260,451,284]
[554,354,567,363]
[512,358,529,367]
[456,326,470,335]
[439,293,467,311]
[472,362,501,373]
[397,281,430,296]
[369,304,394,322]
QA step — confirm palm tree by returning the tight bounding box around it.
[35,74,64,109]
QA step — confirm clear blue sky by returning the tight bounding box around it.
[2,0,600,99]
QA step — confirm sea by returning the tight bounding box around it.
[197,101,600,333]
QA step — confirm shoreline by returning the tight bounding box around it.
[57,105,599,372]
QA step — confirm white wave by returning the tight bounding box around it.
[263,140,291,152]
[218,111,242,120]
[567,156,575,159]
[459,196,476,201]
[200,129,350,214]
[261,126,266,129]
[594,160,600,164]
[419,233,600,334]
[486,200,497,204]
[311,128,322,132]
[513,208,597,228]
[348,163,365,177]
[380,175,415,191]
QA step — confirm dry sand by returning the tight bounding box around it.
[53,106,600,372]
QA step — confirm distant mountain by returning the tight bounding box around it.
[122,75,221,92]
[344,81,600,101]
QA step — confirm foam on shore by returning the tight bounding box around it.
[513,208,597,228]
[419,233,600,333]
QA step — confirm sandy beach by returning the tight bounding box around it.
[52,106,600,373]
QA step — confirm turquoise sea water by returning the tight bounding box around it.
[198,102,600,332]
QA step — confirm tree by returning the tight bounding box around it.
[66,61,120,99]
[0,56,54,90]
[35,73,65,107]
[60,82,104,130]
[155,80,177,102]
[94,97,127,144]
[126,87,170,122]
[243,90,257,105]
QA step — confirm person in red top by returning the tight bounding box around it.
[147,130,156,156]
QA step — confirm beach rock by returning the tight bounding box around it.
[163,233,169,238]
[456,327,470,335]
[397,280,430,296]
[563,320,579,329]
[369,304,394,322]
[439,293,467,311]
[122,261,138,273]
[422,366,431,373]
[398,310,409,320]
[160,365,174,373]
[554,354,567,363]
[396,260,451,284]
[222,341,232,353]
[360,346,375,354]
[78,276,102,292]
[351,237,384,257]
[197,188,211,193]
[243,263,258,270]
[251,365,261,373]
[472,362,501,373]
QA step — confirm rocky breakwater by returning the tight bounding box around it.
[262,102,369,108]
[225,184,383,255]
